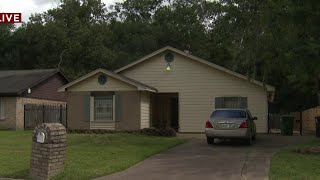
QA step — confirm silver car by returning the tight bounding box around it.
[205,109,257,145]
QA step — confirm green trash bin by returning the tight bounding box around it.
[280,115,294,136]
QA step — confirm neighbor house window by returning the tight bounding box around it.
[94,95,114,121]
[0,97,4,119]
[215,97,248,109]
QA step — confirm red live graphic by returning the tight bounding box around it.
[0,13,22,23]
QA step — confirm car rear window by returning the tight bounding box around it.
[210,110,247,119]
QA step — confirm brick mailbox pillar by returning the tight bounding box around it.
[30,123,67,180]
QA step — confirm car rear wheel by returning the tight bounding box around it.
[207,137,214,144]
[252,135,256,141]
[246,136,253,145]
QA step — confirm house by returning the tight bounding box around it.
[59,47,275,133]
[0,69,69,130]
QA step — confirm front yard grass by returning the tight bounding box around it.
[0,131,185,180]
[269,139,320,180]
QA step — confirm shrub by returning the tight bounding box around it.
[67,128,176,137]
[140,128,176,137]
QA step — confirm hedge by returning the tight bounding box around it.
[67,128,176,137]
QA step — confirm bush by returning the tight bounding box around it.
[67,129,115,134]
[140,128,176,137]
[67,128,176,137]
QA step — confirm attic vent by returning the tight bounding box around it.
[98,75,107,85]
[164,53,174,63]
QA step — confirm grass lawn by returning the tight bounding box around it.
[269,139,320,180]
[0,131,185,180]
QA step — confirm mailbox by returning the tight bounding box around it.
[30,123,66,180]
[36,132,45,143]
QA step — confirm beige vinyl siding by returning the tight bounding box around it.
[68,72,136,92]
[120,52,268,133]
[90,121,115,130]
[140,92,150,128]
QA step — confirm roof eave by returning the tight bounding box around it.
[137,87,157,92]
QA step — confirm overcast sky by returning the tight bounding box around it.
[0,0,122,23]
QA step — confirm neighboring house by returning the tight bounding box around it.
[0,69,69,130]
[59,46,275,133]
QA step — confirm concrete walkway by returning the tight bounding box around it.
[95,134,312,180]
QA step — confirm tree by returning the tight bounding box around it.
[0,24,16,69]
[1,0,319,110]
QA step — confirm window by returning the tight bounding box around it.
[215,97,247,109]
[210,109,247,119]
[94,95,114,121]
[0,97,4,119]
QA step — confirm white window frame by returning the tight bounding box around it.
[0,97,5,120]
[92,95,115,122]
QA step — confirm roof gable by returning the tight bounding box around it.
[115,46,275,92]
[58,69,157,92]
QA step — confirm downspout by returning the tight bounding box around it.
[267,91,269,134]
[300,110,303,135]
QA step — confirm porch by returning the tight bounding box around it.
[151,93,179,131]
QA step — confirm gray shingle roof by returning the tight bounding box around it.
[0,69,59,95]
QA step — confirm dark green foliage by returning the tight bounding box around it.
[67,128,177,137]
[0,0,319,111]
[140,128,177,137]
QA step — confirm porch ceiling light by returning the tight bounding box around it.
[166,63,171,71]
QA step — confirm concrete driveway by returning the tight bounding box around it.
[95,134,312,180]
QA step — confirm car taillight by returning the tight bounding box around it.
[205,121,214,128]
[239,121,248,128]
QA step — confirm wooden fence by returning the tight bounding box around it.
[302,106,320,132]
[24,104,67,130]
[269,113,301,133]
[268,113,281,130]
[292,106,320,133]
